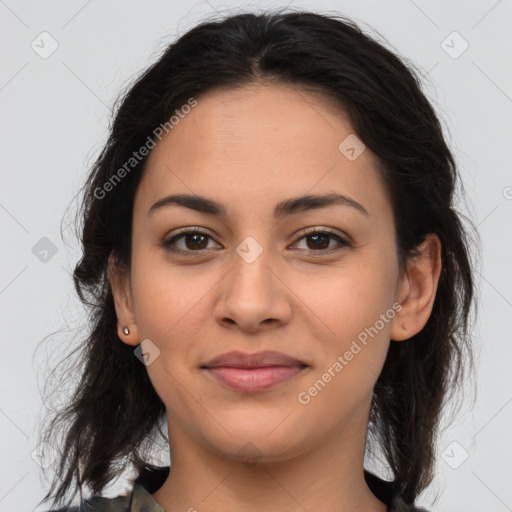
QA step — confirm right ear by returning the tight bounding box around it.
[107,253,140,346]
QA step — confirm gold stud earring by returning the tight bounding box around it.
[123,326,130,335]
[401,323,406,330]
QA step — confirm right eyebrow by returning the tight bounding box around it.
[147,192,369,219]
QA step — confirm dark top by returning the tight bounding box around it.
[46,466,429,511]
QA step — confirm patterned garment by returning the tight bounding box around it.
[45,466,429,512]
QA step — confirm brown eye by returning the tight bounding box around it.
[182,233,209,250]
[163,229,218,254]
[305,233,331,250]
[293,228,351,254]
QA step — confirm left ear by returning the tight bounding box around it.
[108,253,141,347]
[391,233,442,341]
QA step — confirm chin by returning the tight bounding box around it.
[203,420,310,464]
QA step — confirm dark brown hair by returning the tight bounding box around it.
[37,9,478,510]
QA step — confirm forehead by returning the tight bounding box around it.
[135,83,390,222]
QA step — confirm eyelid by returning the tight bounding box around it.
[162,226,352,255]
[163,226,221,252]
[290,226,352,253]
[295,225,349,241]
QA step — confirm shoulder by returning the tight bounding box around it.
[41,483,165,512]
[42,493,131,512]
[41,465,169,512]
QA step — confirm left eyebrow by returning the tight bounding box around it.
[273,192,369,218]
[147,192,369,219]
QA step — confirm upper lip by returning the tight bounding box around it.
[201,350,307,369]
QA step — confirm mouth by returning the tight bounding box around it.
[200,350,308,392]
[202,365,308,392]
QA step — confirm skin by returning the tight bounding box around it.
[109,82,441,512]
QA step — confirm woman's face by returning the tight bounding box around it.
[114,83,410,462]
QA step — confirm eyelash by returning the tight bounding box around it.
[162,226,352,257]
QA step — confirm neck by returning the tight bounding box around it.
[151,405,387,512]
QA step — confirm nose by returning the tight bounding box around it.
[213,242,292,333]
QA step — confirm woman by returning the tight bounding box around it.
[38,9,476,512]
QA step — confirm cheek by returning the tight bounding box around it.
[129,256,207,411]
[300,258,395,337]
[130,247,214,342]
[129,251,223,404]
[296,255,397,382]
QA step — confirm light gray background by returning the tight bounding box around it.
[1,1,511,511]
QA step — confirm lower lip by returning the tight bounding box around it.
[204,366,306,392]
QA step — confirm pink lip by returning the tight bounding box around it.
[201,350,308,392]
[205,366,306,392]
[202,350,306,369]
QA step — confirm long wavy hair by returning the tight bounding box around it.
[37,9,478,510]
